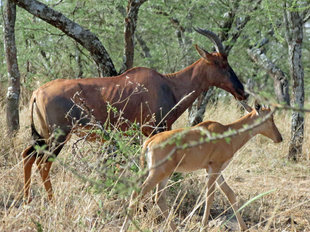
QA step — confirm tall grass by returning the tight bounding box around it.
[0,100,309,231]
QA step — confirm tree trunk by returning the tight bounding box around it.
[12,0,117,77]
[247,47,290,105]
[170,17,186,48]
[284,2,305,161]
[3,0,21,134]
[188,88,214,126]
[120,0,147,73]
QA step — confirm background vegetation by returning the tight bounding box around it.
[0,0,309,231]
[0,0,309,99]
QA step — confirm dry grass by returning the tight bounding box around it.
[0,100,310,232]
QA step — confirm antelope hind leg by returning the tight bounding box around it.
[156,178,178,232]
[217,175,247,231]
[36,157,54,201]
[22,146,36,203]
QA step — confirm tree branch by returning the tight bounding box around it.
[136,33,151,58]
[218,0,241,43]
[12,0,117,77]
[247,46,290,105]
[224,0,262,54]
[153,9,188,48]
[303,10,310,24]
[120,0,147,73]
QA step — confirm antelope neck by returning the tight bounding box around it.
[226,112,259,154]
[164,59,208,105]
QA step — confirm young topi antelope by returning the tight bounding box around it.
[121,102,282,231]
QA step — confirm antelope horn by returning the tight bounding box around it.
[194,27,225,54]
[239,100,253,113]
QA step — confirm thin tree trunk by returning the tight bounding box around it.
[120,0,147,73]
[284,1,305,161]
[3,0,21,134]
[153,9,193,67]
[247,47,290,105]
[136,33,151,58]
[75,45,84,78]
[117,3,152,64]
[12,0,117,77]
[170,17,185,48]
[188,88,214,126]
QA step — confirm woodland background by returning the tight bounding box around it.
[0,0,310,231]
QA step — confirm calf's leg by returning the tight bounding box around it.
[201,168,220,230]
[217,175,247,231]
[156,178,178,231]
[121,170,171,232]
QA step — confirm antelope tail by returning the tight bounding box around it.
[139,137,156,170]
[139,145,148,170]
[29,92,43,141]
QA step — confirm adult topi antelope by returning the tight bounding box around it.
[21,28,248,202]
[121,102,282,232]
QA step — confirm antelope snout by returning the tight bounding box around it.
[243,92,250,99]
[235,90,249,101]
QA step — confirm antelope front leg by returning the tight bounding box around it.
[217,175,247,231]
[201,169,219,231]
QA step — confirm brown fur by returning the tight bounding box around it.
[122,104,283,231]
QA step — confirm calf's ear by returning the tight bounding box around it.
[254,100,262,114]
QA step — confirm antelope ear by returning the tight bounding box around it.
[254,100,262,114]
[195,44,211,60]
